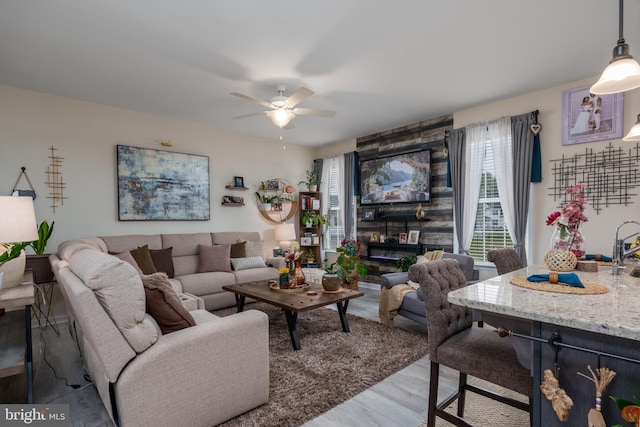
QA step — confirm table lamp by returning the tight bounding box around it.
[275,223,296,251]
[0,196,39,289]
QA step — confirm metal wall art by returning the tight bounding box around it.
[117,145,210,221]
[549,142,640,214]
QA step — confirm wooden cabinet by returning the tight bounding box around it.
[299,191,322,267]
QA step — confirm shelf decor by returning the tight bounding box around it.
[117,145,209,221]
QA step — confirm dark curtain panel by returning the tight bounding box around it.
[531,133,542,183]
[343,152,355,239]
[448,128,466,253]
[510,112,536,265]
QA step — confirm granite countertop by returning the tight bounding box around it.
[447,263,640,341]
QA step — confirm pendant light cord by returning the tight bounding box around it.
[618,0,624,42]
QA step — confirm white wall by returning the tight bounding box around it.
[0,85,317,252]
[455,76,640,264]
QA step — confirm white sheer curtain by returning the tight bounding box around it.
[320,155,344,256]
[462,123,487,252]
[488,117,516,243]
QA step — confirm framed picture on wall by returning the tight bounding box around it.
[234,176,244,188]
[399,233,408,244]
[117,145,210,221]
[562,84,624,146]
[370,232,380,243]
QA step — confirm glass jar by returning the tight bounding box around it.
[550,224,585,258]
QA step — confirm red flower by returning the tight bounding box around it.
[546,211,561,226]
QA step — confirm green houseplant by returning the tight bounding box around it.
[25,220,56,283]
[255,192,278,210]
[321,258,342,291]
[299,167,321,191]
[301,210,328,227]
[334,238,368,290]
[397,254,417,272]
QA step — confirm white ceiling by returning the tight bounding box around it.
[1,1,639,147]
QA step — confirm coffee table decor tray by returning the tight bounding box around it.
[269,282,310,293]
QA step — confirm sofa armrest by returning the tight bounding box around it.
[266,256,285,269]
[115,310,269,427]
[380,272,409,289]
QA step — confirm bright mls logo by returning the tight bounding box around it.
[1,405,69,426]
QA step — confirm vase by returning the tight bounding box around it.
[550,224,586,258]
[343,269,359,290]
[292,260,305,286]
[279,274,288,287]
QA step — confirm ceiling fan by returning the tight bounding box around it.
[231,84,336,129]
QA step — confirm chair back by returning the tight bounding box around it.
[408,259,471,362]
[487,248,523,275]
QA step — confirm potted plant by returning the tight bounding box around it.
[321,258,342,292]
[397,254,417,272]
[25,220,55,283]
[334,238,368,290]
[299,167,321,191]
[255,192,278,211]
[303,250,315,264]
[301,210,328,228]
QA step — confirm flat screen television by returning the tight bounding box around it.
[360,149,431,205]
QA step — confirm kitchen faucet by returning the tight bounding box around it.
[611,220,640,275]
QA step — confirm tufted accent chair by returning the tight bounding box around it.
[487,247,524,275]
[408,259,532,427]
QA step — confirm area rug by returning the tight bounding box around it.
[420,379,530,427]
[214,302,429,427]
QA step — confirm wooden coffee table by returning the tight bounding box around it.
[222,281,364,350]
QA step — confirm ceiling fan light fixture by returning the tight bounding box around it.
[623,114,640,141]
[267,108,295,128]
[590,0,640,94]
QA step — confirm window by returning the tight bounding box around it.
[469,141,513,261]
[322,157,356,251]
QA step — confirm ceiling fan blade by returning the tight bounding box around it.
[230,92,273,108]
[233,111,267,120]
[284,121,295,130]
[293,107,336,118]
[284,87,314,108]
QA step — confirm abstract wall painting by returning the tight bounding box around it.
[117,145,210,221]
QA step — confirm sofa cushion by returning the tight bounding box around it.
[244,241,265,259]
[130,245,157,275]
[231,256,267,271]
[100,234,163,253]
[114,251,144,276]
[198,244,232,273]
[150,247,175,278]
[177,271,236,296]
[211,231,262,245]
[141,272,196,334]
[230,241,247,258]
[68,249,158,353]
[233,267,279,284]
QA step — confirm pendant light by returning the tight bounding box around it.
[590,0,640,95]
[623,115,640,141]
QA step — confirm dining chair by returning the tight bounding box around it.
[408,259,532,427]
[487,247,524,275]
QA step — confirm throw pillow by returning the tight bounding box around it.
[231,256,267,271]
[130,245,158,275]
[141,272,196,334]
[230,241,247,258]
[415,255,429,264]
[113,251,144,276]
[244,240,265,259]
[198,244,232,273]
[150,247,175,278]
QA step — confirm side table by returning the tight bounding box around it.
[0,281,35,403]
[32,280,60,335]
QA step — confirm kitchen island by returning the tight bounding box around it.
[448,264,640,427]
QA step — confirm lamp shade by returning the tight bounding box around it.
[275,223,296,241]
[0,196,38,244]
[590,56,640,94]
[623,114,640,141]
[266,109,295,128]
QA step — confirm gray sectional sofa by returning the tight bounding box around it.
[49,231,280,426]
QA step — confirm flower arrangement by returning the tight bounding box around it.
[278,267,289,276]
[546,183,588,258]
[334,238,368,284]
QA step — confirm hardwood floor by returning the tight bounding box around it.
[0,281,459,427]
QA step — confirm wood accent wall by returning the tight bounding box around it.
[356,114,454,281]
